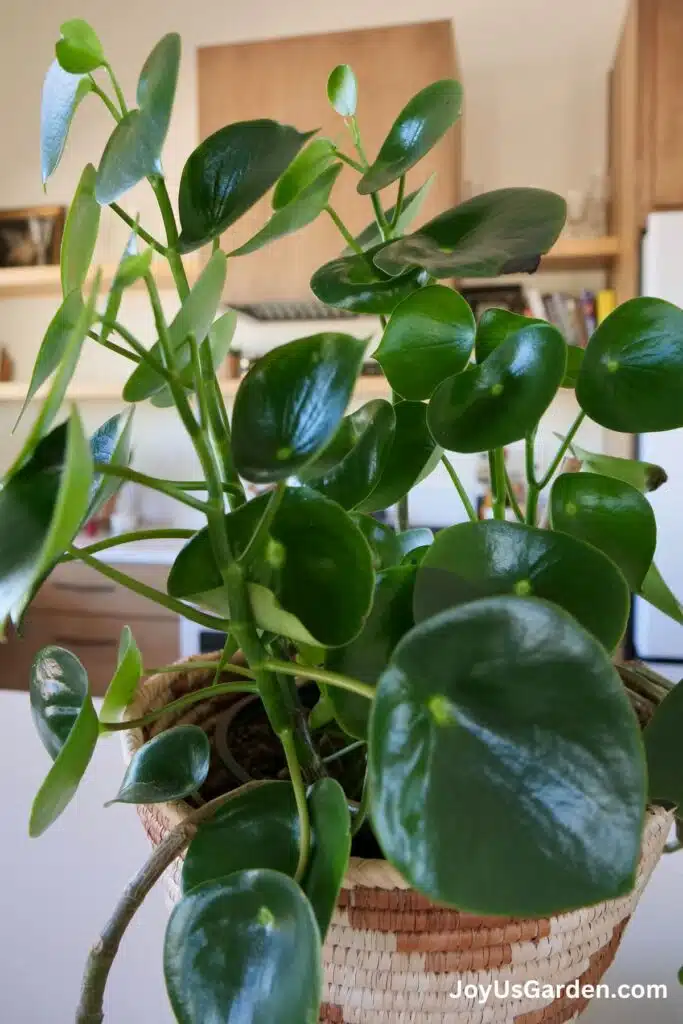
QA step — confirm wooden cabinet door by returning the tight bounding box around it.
[198,20,461,304]
[650,0,683,209]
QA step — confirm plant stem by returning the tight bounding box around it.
[204,358,247,508]
[525,428,539,526]
[537,411,586,490]
[109,203,167,255]
[75,781,269,1024]
[280,728,311,882]
[88,77,120,121]
[504,469,525,523]
[239,482,286,568]
[101,677,259,733]
[334,149,365,174]
[211,632,239,686]
[87,330,139,363]
[263,659,375,701]
[351,772,371,836]
[322,739,366,766]
[348,114,390,239]
[98,318,172,381]
[104,63,128,116]
[326,205,364,255]
[92,463,210,513]
[489,449,507,521]
[149,175,189,300]
[390,175,406,231]
[62,529,195,562]
[441,454,477,522]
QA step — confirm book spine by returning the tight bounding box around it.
[580,290,597,340]
[596,289,616,324]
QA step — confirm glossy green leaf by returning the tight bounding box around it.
[369,596,646,915]
[644,683,683,807]
[569,441,667,493]
[577,298,683,432]
[474,308,543,364]
[550,472,656,590]
[327,65,358,117]
[109,725,210,805]
[123,248,227,403]
[177,121,314,253]
[374,188,567,278]
[301,400,396,509]
[303,778,351,937]
[375,286,475,400]
[165,869,322,1024]
[232,333,366,482]
[61,163,100,296]
[327,565,416,739]
[414,520,630,651]
[41,61,92,184]
[352,516,432,570]
[311,245,428,315]
[358,81,462,194]
[29,647,98,837]
[356,401,438,513]
[345,177,434,254]
[562,345,584,389]
[427,321,566,453]
[640,562,683,625]
[273,139,338,210]
[55,19,105,74]
[99,627,143,725]
[168,486,374,647]
[87,410,134,517]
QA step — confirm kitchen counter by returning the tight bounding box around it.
[73,533,186,566]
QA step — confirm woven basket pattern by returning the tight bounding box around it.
[123,658,672,1023]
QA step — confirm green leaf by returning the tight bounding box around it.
[123,248,227,403]
[640,562,683,625]
[327,565,416,739]
[229,163,342,257]
[375,285,475,400]
[345,177,434,254]
[178,121,315,253]
[414,520,630,651]
[310,245,428,315]
[168,487,374,647]
[303,778,351,938]
[300,400,396,509]
[232,333,366,482]
[374,188,567,278]
[136,33,181,152]
[369,596,646,915]
[174,309,238,393]
[644,683,683,807]
[550,472,656,590]
[474,308,543,364]
[87,410,134,517]
[55,19,105,74]
[61,163,100,296]
[99,627,143,724]
[577,298,683,432]
[29,647,98,836]
[427,321,566,453]
[327,65,358,117]
[165,869,322,1024]
[273,139,337,210]
[115,246,153,288]
[41,61,92,184]
[356,401,438,513]
[352,516,433,570]
[109,725,210,805]
[569,441,667,493]
[562,345,584,389]
[358,81,462,195]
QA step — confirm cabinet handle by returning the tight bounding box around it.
[55,636,118,649]
[54,582,116,594]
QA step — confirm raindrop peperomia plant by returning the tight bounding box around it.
[6,18,683,1023]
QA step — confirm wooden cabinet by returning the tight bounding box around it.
[197,20,461,304]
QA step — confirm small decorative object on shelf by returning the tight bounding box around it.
[0,345,14,382]
[0,205,64,267]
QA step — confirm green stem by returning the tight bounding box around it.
[370,193,390,240]
[102,678,258,733]
[326,206,363,255]
[88,78,120,121]
[390,175,406,232]
[526,487,539,527]
[322,739,366,766]
[211,633,239,686]
[263,659,375,701]
[525,428,540,526]
[348,114,390,239]
[87,330,139,364]
[334,149,365,174]
[538,411,586,490]
[104,63,128,116]
[490,449,507,521]
[239,482,286,568]
[62,529,195,562]
[92,463,210,514]
[441,454,477,522]
[504,469,525,523]
[109,204,167,255]
[98,318,172,381]
[149,176,189,300]
[280,728,311,882]
[204,359,247,509]
[351,772,371,836]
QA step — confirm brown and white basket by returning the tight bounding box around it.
[123,658,672,1024]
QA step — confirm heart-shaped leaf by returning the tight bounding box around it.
[301,400,396,510]
[87,410,134,518]
[164,869,322,1024]
[550,472,656,590]
[99,627,143,725]
[229,163,342,257]
[55,19,105,74]
[273,139,338,210]
[29,647,98,836]
[358,81,462,195]
[414,519,630,651]
[327,65,358,117]
[375,285,475,400]
[356,401,438,513]
[569,441,667,493]
[640,562,683,625]
[427,321,566,453]
[345,177,434,254]
[327,565,416,739]
[231,333,366,482]
[310,245,428,315]
[369,596,646,915]
[41,61,92,184]
[168,487,374,647]
[178,121,314,253]
[577,297,683,432]
[303,778,351,938]
[374,188,567,278]
[644,683,683,807]
[61,163,100,296]
[474,308,543,363]
[109,725,210,805]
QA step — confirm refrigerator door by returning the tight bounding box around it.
[642,211,683,306]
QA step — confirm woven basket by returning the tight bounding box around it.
[123,657,672,1024]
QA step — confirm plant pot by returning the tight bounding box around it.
[123,657,673,1024]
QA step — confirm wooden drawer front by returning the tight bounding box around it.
[32,561,174,619]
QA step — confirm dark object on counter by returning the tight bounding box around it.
[228,348,242,379]
[0,346,14,381]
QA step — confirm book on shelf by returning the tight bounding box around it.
[524,287,616,347]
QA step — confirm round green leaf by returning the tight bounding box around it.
[358,80,462,194]
[327,565,416,739]
[374,188,567,278]
[356,401,437,513]
[303,778,351,938]
[310,245,429,315]
[273,139,337,210]
[644,683,683,807]
[570,441,667,493]
[577,297,683,432]
[345,177,434,255]
[369,596,646,915]
[474,308,543,364]
[178,121,314,253]
[109,725,210,805]
[414,520,630,651]
[231,333,366,482]
[550,472,656,591]
[61,163,100,296]
[375,285,475,400]
[41,61,92,184]
[164,869,322,1024]
[352,515,432,570]
[99,627,143,725]
[327,65,358,117]
[640,562,683,625]
[427,321,566,453]
[55,19,105,74]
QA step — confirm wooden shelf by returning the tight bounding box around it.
[541,236,620,270]
[0,260,198,299]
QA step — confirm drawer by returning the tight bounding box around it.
[32,560,175,620]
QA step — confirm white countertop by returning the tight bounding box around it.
[74,533,186,566]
